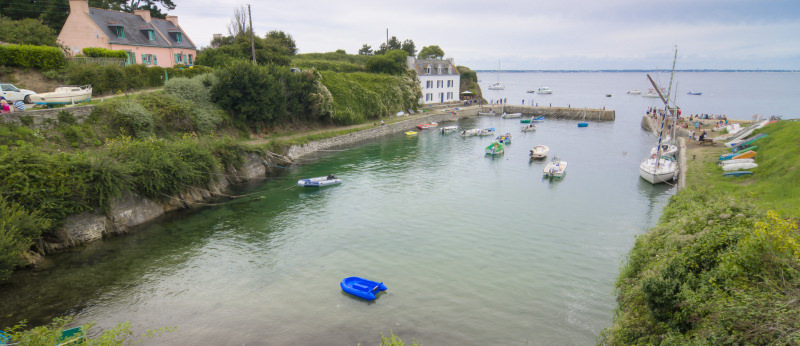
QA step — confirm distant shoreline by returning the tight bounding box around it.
[474,69,798,73]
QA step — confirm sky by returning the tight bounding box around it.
[171,0,800,70]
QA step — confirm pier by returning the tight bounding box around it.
[477,105,615,121]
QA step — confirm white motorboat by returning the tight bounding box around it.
[530,145,549,159]
[478,110,497,116]
[440,126,458,134]
[722,162,758,171]
[460,128,481,137]
[537,87,553,94]
[501,112,521,118]
[650,144,678,157]
[478,127,496,136]
[543,156,567,178]
[297,175,342,187]
[28,85,92,105]
[488,83,505,90]
[639,156,678,184]
[521,124,537,132]
[627,90,642,95]
[642,88,664,98]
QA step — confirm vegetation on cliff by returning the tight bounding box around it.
[602,122,800,344]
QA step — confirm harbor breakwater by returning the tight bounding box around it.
[482,105,615,121]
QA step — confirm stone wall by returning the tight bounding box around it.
[481,105,615,121]
[286,110,468,160]
[44,152,274,253]
[1,105,96,129]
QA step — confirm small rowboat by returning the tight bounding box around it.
[340,277,387,301]
[496,133,512,144]
[416,124,428,130]
[530,145,549,159]
[724,171,753,177]
[485,141,505,155]
[577,123,588,127]
[298,176,342,187]
[718,158,755,166]
[440,126,458,134]
[479,128,495,136]
[521,124,536,132]
[520,118,532,124]
[460,128,480,137]
[732,145,757,154]
[532,116,545,122]
[501,112,521,119]
[405,131,418,136]
[722,162,758,171]
[732,150,756,160]
[478,110,496,116]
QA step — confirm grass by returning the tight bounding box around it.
[685,121,800,217]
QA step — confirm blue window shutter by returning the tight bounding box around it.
[154,55,157,65]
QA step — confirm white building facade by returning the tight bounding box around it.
[407,56,460,105]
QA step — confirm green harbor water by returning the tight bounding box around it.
[0,113,674,344]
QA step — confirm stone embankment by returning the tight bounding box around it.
[482,105,615,121]
[2,105,95,129]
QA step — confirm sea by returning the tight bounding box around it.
[0,72,796,345]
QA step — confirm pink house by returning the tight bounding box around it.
[58,0,196,68]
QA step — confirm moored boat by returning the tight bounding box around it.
[496,133,512,144]
[543,156,567,178]
[537,87,553,94]
[440,125,458,134]
[687,91,703,95]
[627,89,642,95]
[460,128,481,137]
[577,122,588,127]
[530,145,549,159]
[478,110,497,116]
[501,112,522,118]
[340,277,387,301]
[28,85,92,105]
[650,144,678,157]
[488,83,505,90]
[485,141,505,155]
[639,156,678,184]
[520,118,532,124]
[532,116,545,122]
[521,124,537,132]
[405,131,418,136]
[297,175,342,187]
[479,127,495,136]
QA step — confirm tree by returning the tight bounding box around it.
[227,6,248,37]
[418,45,445,59]
[401,39,416,57]
[358,44,373,55]
[366,49,408,75]
[387,36,401,51]
[266,30,298,55]
[375,43,388,55]
[0,17,59,46]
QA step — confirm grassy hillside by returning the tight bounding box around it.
[602,121,800,344]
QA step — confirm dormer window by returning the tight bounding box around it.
[447,66,451,74]
[437,65,442,74]
[425,65,431,74]
[115,26,125,38]
[175,32,183,43]
[147,30,155,41]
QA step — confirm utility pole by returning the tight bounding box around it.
[248,4,256,64]
[386,28,388,51]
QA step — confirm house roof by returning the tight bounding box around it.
[87,8,195,49]
[410,58,458,76]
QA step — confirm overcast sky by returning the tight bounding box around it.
[172,0,800,70]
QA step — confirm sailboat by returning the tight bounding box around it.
[488,61,505,90]
[639,47,680,184]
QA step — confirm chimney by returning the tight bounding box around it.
[134,9,151,23]
[68,0,89,14]
[166,15,178,26]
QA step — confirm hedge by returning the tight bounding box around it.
[65,63,214,95]
[81,47,128,59]
[0,44,66,70]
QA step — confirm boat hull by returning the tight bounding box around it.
[529,145,549,159]
[543,161,567,177]
[722,162,758,171]
[340,277,387,301]
[29,85,92,105]
[639,158,677,184]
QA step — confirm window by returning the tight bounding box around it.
[188,54,193,65]
[174,53,183,64]
[141,54,152,66]
[425,80,432,88]
[115,26,125,38]
[175,32,182,43]
[437,65,442,74]
[147,30,155,41]
[447,92,453,100]
[125,51,135,65]
[447,66,451,74]
[425,65,431,74]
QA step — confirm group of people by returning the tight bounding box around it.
[0,96,25,113]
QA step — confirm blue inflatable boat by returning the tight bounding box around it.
[340,277,387,301]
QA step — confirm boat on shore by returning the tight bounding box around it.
[721,162,758,171]
[530,145,549,159]
[297,175,342,187]
[28,85,92,105]
[543,156,567,178]
[724,171,753,177]
[340,277,387,301]
[485,141,505,155]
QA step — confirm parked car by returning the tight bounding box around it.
[0,83,37,103]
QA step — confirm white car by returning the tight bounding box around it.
[1,83,37,103]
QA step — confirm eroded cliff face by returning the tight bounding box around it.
[38,153,278,256]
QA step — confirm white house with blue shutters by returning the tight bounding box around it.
[407,56,460,105]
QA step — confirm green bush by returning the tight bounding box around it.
[0,44,66,70]
[0,17,59,46]
[164,77,210,104]
[107,99,154,138]
[0,195,51,280]
[64,63,213,95]
[318,70,420,124]
[291,59,365,73]
[81,47,128,59]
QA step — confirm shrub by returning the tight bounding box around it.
[57,110,76,125]
[107,99,154,138]
[0,17,59,46]
[318,70,420,124]
[0,195,51,280]
[164,77,210,104]
[0,44,66,70]
[81,47,128,59]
